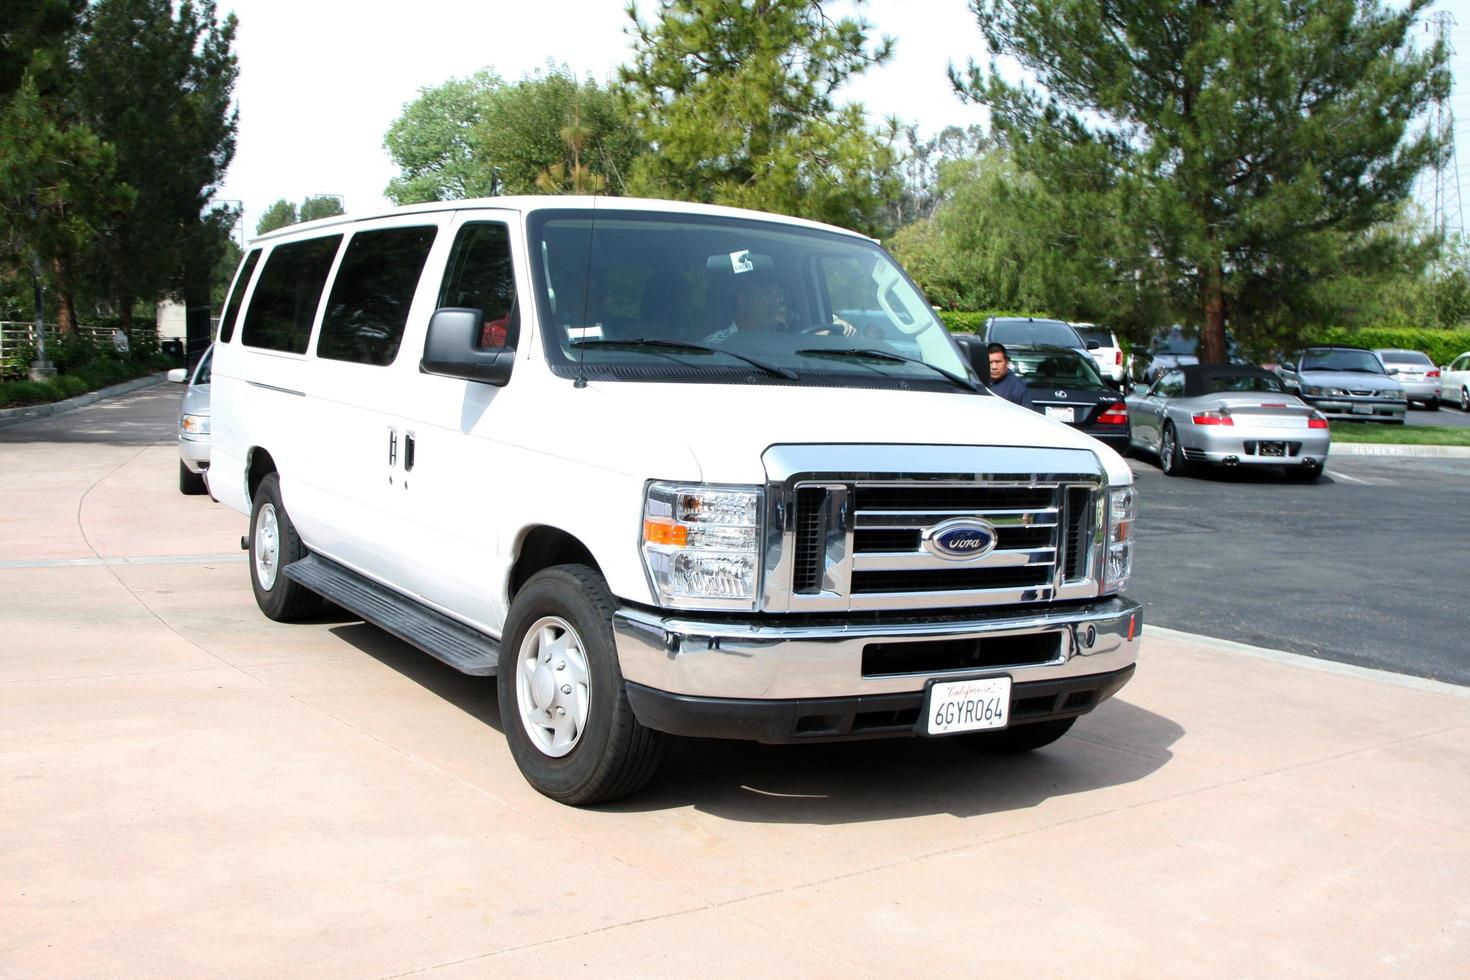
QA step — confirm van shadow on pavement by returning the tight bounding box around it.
[330,618,1181,823]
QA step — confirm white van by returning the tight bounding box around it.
[210,197,1142,804]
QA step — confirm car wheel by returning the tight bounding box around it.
[1287,462,1324,483]
[178,459,208,496]
[957,717,1076,753]
[1159,423,1190,477]
[1461,387,1469,413]
[498,565,666,805]
[1427,397,1439,411]
[248,472,322,621]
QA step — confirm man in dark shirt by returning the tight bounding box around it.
[985,343,1034,410]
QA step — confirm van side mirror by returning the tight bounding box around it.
[421,307,515,386]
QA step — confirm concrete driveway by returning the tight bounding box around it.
[3,384,1469,977]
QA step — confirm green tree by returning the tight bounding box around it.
[299,194,345,223]
[384,71,500,204]
[255,199,298,234]
[620,0,899,236]
[383,67,640,204]
[954,0,1450,360]
[1,1,84,98]
[73,0,238,347]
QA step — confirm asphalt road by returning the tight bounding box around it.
[1126,450,1470,685]
[1404,401,1470,428]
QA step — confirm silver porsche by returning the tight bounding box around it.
[1125,364,1331,481]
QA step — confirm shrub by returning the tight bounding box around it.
[1304,327,1470,366]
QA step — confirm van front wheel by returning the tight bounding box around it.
[499,565,665,805]
[248,473,321,622]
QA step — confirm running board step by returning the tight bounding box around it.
[284,554,498,676]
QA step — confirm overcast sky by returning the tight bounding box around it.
[213,0,990,232]
[213,0,1469,239]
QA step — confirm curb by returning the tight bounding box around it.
[0,372,169,429]
[1329,442,1470,458]
[1147,625,1470,699]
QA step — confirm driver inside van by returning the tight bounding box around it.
[704,268,856,345]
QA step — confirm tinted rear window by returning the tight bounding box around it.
[218,249,261,344]
[990,320,1081,348]
[241,236,342,354]
[317,226,437,366]
[1378,350,1431,366]
[1074,327,1112,347]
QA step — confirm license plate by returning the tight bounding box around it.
[1351,403,1371,414]
[926,676,1011,735]
[1044,406,1075,422]
[1258,440,1285,457]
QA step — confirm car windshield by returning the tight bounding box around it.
[1073,327,1112,348]
[1377,350,1432,367]
[988,319,1082,348]
[1301,348,1386,374]
[1151,330,1197,355]
[1203,372,1285,394]
[527,209,970,391]
[1009,349,1105,387]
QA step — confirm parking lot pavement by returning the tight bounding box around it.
[4,388,1470,976]
[1405,402,1470,427]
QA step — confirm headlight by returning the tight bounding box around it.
[1387,389,1406,400]
[1102,486,1135,594]
[642,482,761,607]
[180,413,210,435]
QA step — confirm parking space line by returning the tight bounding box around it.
[0,554,246,570]
[1327,469,1371,485]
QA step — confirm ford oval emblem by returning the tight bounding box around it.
[922,518,999,561]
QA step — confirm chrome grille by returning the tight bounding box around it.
[764,443,1107,613]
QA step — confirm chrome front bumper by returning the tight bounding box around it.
[613,595,1141,701]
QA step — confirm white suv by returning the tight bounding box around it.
[1072,323,1124,385]
[209,196,1142,805]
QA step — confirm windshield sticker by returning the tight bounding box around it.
[567,325,604,341]
[729,250,754,274]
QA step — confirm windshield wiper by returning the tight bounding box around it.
[570,337,798,380]
[795,347,980,393]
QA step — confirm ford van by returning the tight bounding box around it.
[209,197,1142,804]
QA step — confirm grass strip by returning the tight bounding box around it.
[1329,421,1470,446]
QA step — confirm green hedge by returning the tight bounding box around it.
[1305,327,1470,367]
[0,354,173,409]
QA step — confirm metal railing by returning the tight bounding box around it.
[0,321,161,379]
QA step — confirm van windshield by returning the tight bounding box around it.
[526,210,972,391]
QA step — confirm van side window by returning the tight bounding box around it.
[218,249,261,344]
[438,222,518,350]
[240,236,342,354]
[316,226,437,366]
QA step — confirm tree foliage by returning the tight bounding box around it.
[620,0,899,235]
[299,194,345,223]
[72,0,238,330]
[384,66,640,204]
[953,0,1451,360]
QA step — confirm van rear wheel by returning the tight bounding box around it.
[499,565,665,805]
[248,473,322,621]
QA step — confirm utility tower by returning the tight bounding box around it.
[1426,10,1463,242]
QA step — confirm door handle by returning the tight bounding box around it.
[388,427,397,466]
[404,432,416,472]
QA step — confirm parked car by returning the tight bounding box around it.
[1071,323,1125,385]
[1008,345,1130,452]
[1126,325,1246,384]
[210,196,1142,805]
[1373,349,1441,409]
[167,344,212,495]
[1125,364,1330,480]
[981,316,1092,361]
[1276,346,1406,424]
[1442,351,1470,412]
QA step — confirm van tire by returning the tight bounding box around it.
[957,717,1076,753]
[179,460,208,495]
[499,565,665,805]
[248,473,322,621]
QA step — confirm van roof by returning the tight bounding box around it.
[249,195,874,246]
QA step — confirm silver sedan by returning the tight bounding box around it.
[167,345,212,495]
[1126,364,1331,481]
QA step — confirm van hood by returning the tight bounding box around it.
[574,381,1131,486]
